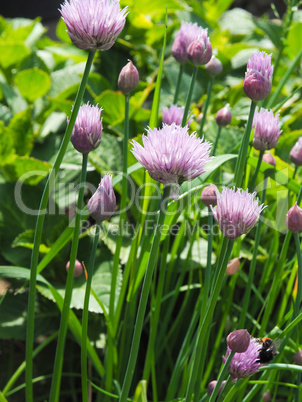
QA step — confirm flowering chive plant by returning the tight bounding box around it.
[252,108,282,151]
[60,0,128,50]
[2,2,302,402]
[131,123,212,198]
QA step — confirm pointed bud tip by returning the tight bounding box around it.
[118,60,139,94]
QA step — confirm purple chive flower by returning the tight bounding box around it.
[216,104,232,127]
[243,51,273,101]
[59,0,128,51]
[172,22,206,64]
[200,183,218,207]
[66,259,83,277]
[118,60,139,95]
[70,103,103,154]
[207,380,226,396]
[131,123,212,199]
[263,152,276,167]
[227,329,250,353]
[252,108,282,151]
[205,55,223,76]
[290,137,302,166]
[88,174,116,222]
[162,105,192,126]
[286,203,302,233]
[223,337,263,381]
[187,30,212,66]
[211,187,265,239]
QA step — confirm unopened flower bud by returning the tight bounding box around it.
[88,174,116,222]
[262,153,276,167]
[118,60,139,95]
[66,259,83,278]
[187,30,212,66]
[216,104,231,127]
[293,350,302,365]
[205,55,223,76]
[243,51,273,101]
[70,103,103,154]
[207,380,226,396]
[226,258,240,275]
[227,329,250,353]
[263,391,271,402]
[290,137,302,166]
[201,184,218,207]
[286,203,302,232]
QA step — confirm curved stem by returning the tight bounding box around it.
[238,176,267,328]
[81,226,100,402]
[212,126,222,156]
[209,352,235,402]
[173,64,184,104]
[25,50,95,402]
[234,101,257,188]
[181,66,198,127]
[119,186,171,402]
[249,150,264,191]
[199,76,214,137]
[49,153,89,402]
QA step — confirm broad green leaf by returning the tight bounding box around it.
[37,257,121,314]
[7,109,34,155]
[0,266,104,377]
[12,229,50,254]
[1,156,51,185]
[18,52,49,73]
[287,22,302,59]
[219,8,255,36]
[0,74,27,113]
[89,133,123,175]
[0,42,30,69]
[48,62,86,98]
[95,90,125,126]
[0,122,15,166]
[39,111,67,140]
[15,68,51,102]
[56,18,72,44]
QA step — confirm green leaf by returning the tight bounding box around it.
[287,22,302,59]
[1,156,51,184]
[0,122,15,166]
[133,380,148,402]
[95,90,125,126]
[0,42,30,69]
[15,68,51,102]
[7,109,34,155]
[48,62,86,98]
[0,74,27,113]
[55,18,72,44]
[37,257,121,314]
[12,229,50,254]
[219,8,255,36]
[89,133,123,175]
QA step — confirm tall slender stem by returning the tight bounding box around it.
[199,77,214,137]
[173,64,184,104]
[234,101,257,188]
[25,50,95,402]
[49,153,89,402]
[293,232,302,319]
[81,226,100,402]
[212,126,222,156]
[209,352,235,402]
[110,94,130,319]
[238,176,267,328]
[181,66,198,127]
[249,150,264,191]
[119,186,171,402]
[184,238,234,402]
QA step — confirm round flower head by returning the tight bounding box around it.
[263,152,276,167]
[216,104,232,127]
[172,22,206,64]
[211,187,265,239]
[70,103,103,154]
[187,30,212,66]
[286,202,302,233]
[88,174,116,222]
[243,51,273,101]
[66,259,83,277]
[223,337,263,381]
[290,137,302,166]
[205,55,223,76]
[131,123,212,199]
[200,183,218,207]
[60,0,128,51]
[252,108,282,151]
[162,105,192,126]
[118,60,139,95]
